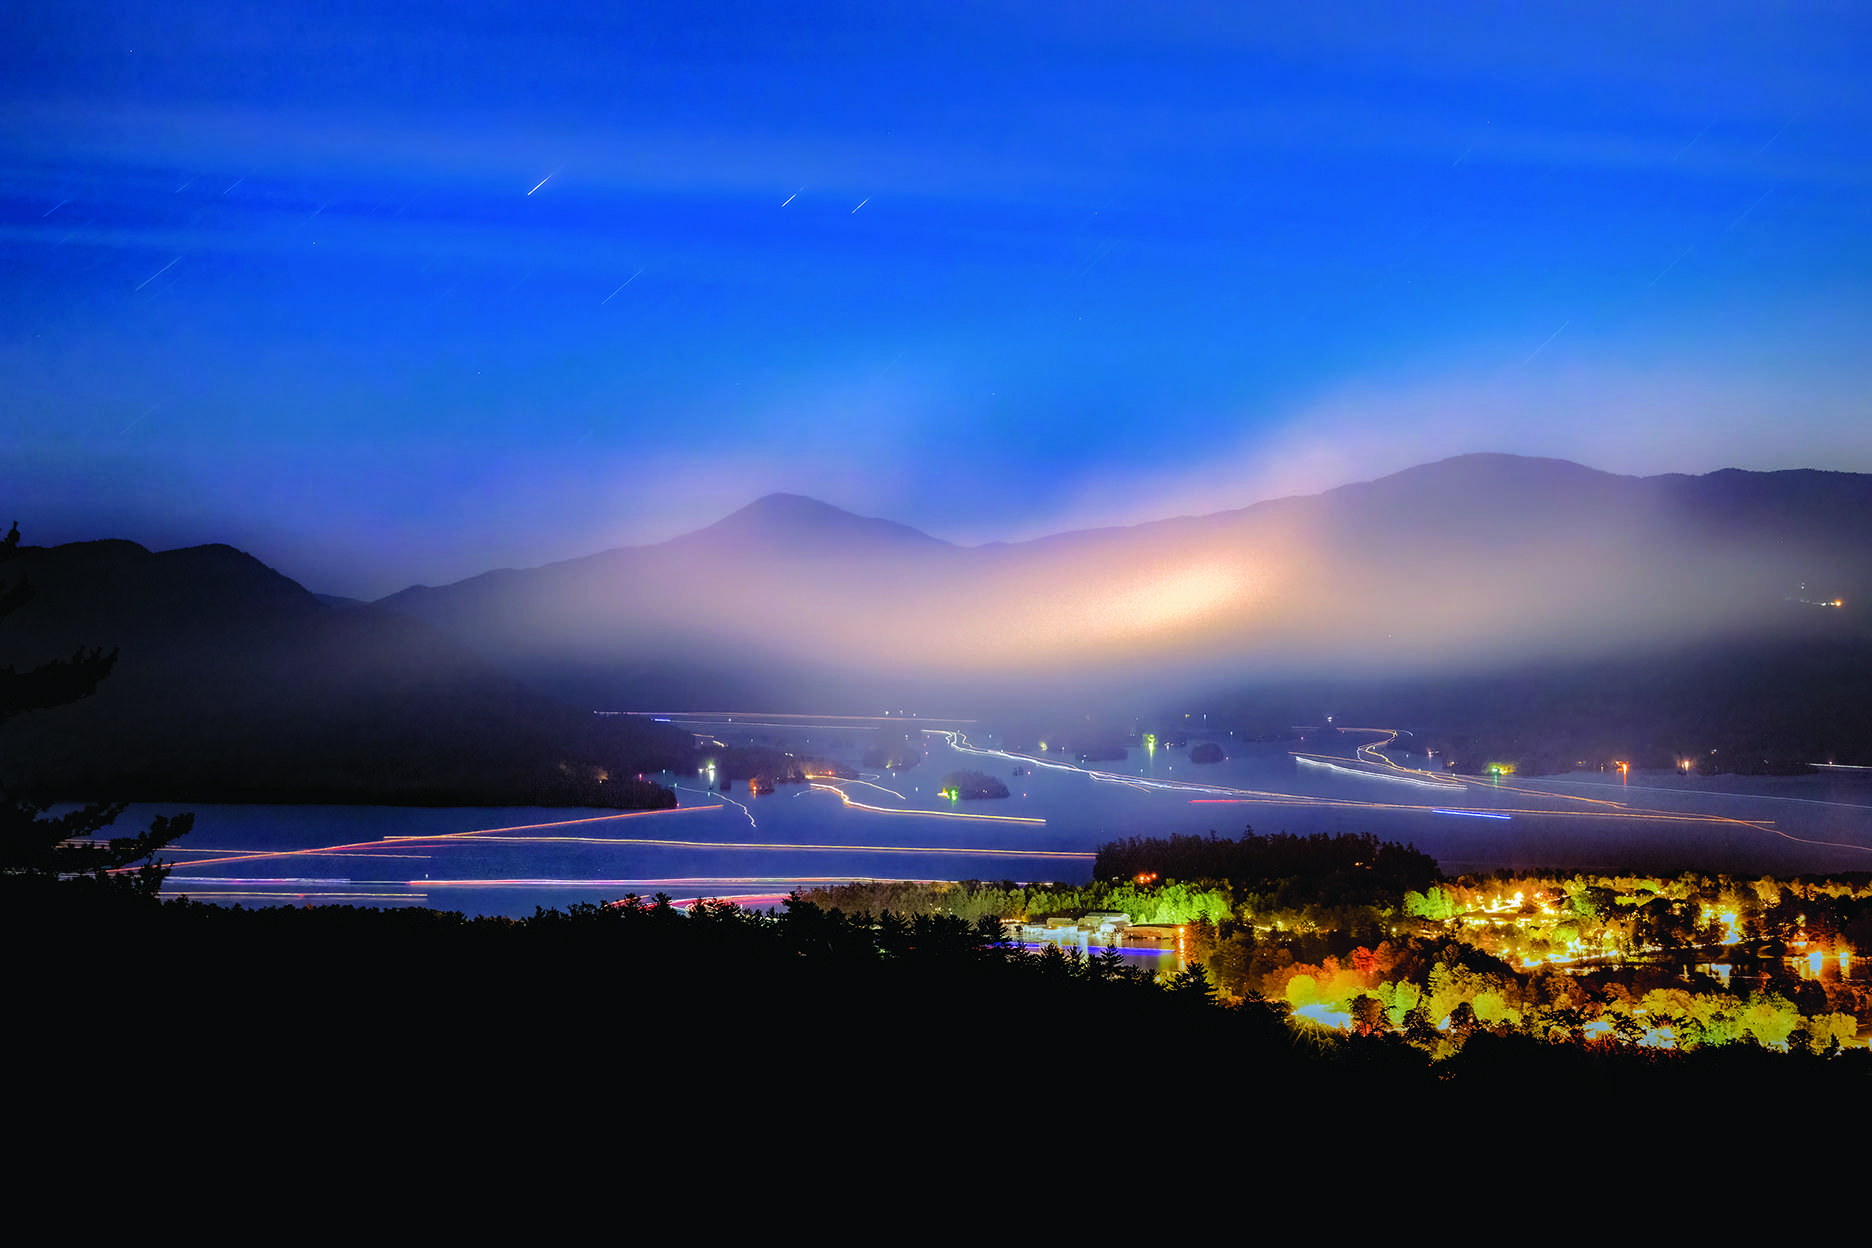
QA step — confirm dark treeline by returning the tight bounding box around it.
[5,885,1382,1122]
[13,883,1862,1144]
[704,745,855,785]
[1210,625,1872,775]
[1093,828,1442,907]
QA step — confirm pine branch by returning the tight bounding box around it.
[0,647,120,726]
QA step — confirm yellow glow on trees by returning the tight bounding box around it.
[1285,973,1320,1007]
[1405,886,1457,921]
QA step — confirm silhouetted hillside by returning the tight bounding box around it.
[0,540,691,805]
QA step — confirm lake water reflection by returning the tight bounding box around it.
[111,723,1872,917]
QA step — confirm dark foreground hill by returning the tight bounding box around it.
[13,888,1863,1162]
[0,539,690,805]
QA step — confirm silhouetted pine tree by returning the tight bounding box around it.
[1,522,192,898]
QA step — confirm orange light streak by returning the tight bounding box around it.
[442,833,1085,856]
[601,711,977,723]
[163,849,434,860]
[667,893,796,909]
[127,804,710,874]
[159,890,429,902]
[420,875,950,887]
[141,837,465,872]
[442,805,715,837]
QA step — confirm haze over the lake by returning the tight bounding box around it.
[6,3,1870,600]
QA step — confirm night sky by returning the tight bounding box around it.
[5,3,1869,599]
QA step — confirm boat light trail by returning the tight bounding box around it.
[1296,753,1468,790]
[937,728,1310,799]
[421,875,949,888]
[806,782,1046,825]
[159,876,353,885]
[600,710,976,724]
[457,806,714,836]
[1185,792,1870,853]
[1532,775,1872,812]
[674,784,756,828]
[128,804,711,873]
[668,893,795,909]
[136,837,459,872]
[936,729,1084,775]
[440,833,1085,856]
[161,849,434,860]
[159,889,427,902]
[836,778,906,800]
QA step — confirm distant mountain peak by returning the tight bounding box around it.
[1365,452,1619,486]
[674,493,951,551]
[740,492,862,521]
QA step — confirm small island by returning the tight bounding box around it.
[938,769,1011,800]
[1190,742,1226,764]
[863,726,925,771]
[1072,741,1129,763]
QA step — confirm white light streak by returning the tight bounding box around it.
[1295,753,1468,791]
[134,256,181,291]
[1521,319,1569,365]
[676,784,755,829]
[808,782,1045,825]
[601,269,643,305]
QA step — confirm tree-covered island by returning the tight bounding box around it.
[861,725,925,771]
[938,769,1010,800]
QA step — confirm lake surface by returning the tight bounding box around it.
[99,721,1872,917]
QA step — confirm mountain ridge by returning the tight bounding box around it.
[669,492,954,553]
[372,454,1872,600]
[12,453,1872,796]
[350,454,1872,714]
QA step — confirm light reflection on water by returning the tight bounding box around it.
[76,726,1872,917]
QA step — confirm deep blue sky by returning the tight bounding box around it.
[5,2,1869,598]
